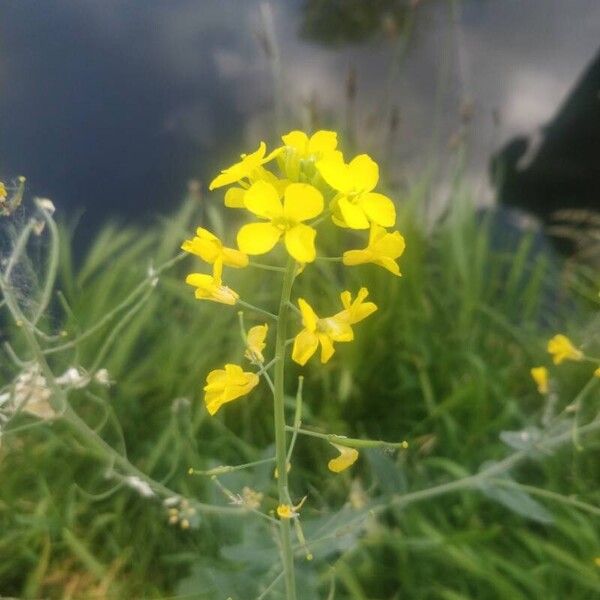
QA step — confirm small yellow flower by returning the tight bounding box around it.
[209,142,282,190]
[547,334,583,365]
[276,496,307,520]
[530,366,549,395]
[292,299,353,366]
[203,363,259,415]
[237,181,323,263]
[0,182,6,200]
[317,153,396,229]
[594,366,600,378]
[185,261,239,305]
[182,227,248,268]
[343,224,405,275]
[280,130,341,180]
[245,323,268,363]
[292,288,377,366]
[328,443,359,473]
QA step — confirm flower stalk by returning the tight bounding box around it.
[273,257,298,599]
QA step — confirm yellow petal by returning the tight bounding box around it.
[594,367,600,378]
[375,229,405,259]
[277,504,294,519]
[292,329,319,366]
[282,130,309,153]
[342,248,371,267]
[547,334,583,365]
[237,222,282,255]
[349,154,378,192]
[224,187,246,208]
[338,196,370,229]
[316,155,353,194]
[222,247,249,268]
[245,324,268,363]
[359,192,396,227]
[284,224,317,263]
[298,298,318,331]
[318,333,335,363]
[244,181,283,219]
[328,444,359,473]
[283,183,324,222]
[340,287,377,324]
[322,315,354,342]
[308,130,338,155]
[530,366,549,395]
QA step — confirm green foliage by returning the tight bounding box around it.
[0,184,599,599]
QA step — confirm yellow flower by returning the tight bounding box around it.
[547,334,583,365]
[292,298,353,365]
[245,323,268,363]
[317,153,396,229]
[343,224,405,275]
[181,227,248,268]
[237,181,323,263]
[209,142,282,190]
[276,496,307,519]
[0,182,6,200]
[203,363,259,415]
[185,261,239,305]
[291,288,377,366]
[594,366,600,378]
[530,366,549,395]
[280,130,341,180]
[328,443,359,473]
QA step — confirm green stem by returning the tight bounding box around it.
[237,299,278,321]
[285,426,409,450]
[274,257,297,600]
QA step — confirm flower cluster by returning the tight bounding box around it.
[530,333,600,395]
[182,130,406,485]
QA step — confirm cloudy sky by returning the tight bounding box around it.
[0,0,598,227]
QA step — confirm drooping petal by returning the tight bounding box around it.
[318,332,335,363]
[298,298,318,332]
[284,223,317,263]
[338,196,370,229]
[283,183,324,222]
[224,187,246,208]
[243,181,283,219]
[349,154,379,192]
[292,329,319,366]
[358,192,396,227]
[328,444,359,473]
[237,222,282,255]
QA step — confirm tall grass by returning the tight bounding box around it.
[0,181,598,599]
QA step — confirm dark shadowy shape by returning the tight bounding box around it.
[299,0,412,45]
[491,49,600,256]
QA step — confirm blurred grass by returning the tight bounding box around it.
[0,181,599,599]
